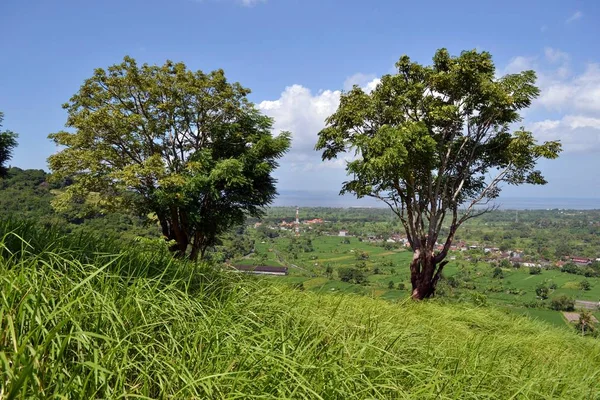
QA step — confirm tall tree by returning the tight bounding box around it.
[316,49,561,299]
[49,57,291,260]
[0,112,18,178]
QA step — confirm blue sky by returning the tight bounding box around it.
[1,0,599,200]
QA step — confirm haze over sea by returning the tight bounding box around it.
[273,190,600,210]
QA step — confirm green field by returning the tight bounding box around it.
[242,233,600,330]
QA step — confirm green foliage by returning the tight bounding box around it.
[315,48,561,299]
[0,168,159,240]
[550,295,576,311]
[579,279,591,291]
[529,266,542,275]
[535,283,549,300]
[388,280,394,289]
[338,267,367,284]
[470,292,488,307]
[325,265,333,279]
[0,111,18,178]
[575,310,597,337]
[48,57,291,260]
[492,267,504,279]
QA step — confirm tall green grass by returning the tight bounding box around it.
[2,219,600,399]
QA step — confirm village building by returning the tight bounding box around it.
[231,265,288,276]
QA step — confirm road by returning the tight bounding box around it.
[575,300,600,310]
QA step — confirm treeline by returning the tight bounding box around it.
[0,167,158,240]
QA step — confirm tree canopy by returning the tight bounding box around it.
[316,48,561,299]
[49,57,291,260]
[0,112,18,178]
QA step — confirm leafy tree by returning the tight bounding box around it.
[535,283,549,300]
[529,266,542,275]
[575,310,596,336]
[338,268,367,284]
[499,259,511,269]
[0,112,18,178]
[579,280,591,291]
[550,295,575,311]
[492,267,503,279]
[48,57,290,260]
[561,263,580,275]
[316,49,560,299]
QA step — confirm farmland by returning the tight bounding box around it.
[233,208,600,329]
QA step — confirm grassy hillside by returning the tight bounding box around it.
[2,221,600,399]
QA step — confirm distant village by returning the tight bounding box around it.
[255,216,600,270]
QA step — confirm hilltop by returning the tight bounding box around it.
[2,220,600,399]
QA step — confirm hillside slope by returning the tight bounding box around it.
[2,220,600,399]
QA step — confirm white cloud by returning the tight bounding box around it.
[544,47,569,64]
[343,73,377,91]
[531,116,600,152]
[566,10,583,23]
[502,56,537,75]
[538,63,600,112]
[503,48,600,152]
[258,78,379,169]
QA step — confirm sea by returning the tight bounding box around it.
[272,190,600,210]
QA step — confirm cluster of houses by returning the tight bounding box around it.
[342,230,599,268]
[254,220,599,272]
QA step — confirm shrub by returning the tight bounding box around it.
[550,295,575,311]
[338,267,367,284]
[388,281,395,289]
[580,280,591,291]
[529,266,542,275]
[397,282,405,290]
[561,263,581,275]
[535,284,549,300]
[471,292,488,307]
[492,267,503,279]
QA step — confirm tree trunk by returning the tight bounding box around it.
[410,250,445,300]
[156,208,189,258]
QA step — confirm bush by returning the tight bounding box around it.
[535,284,549,300]
[397,282,405,290]
[561,263,580,275]
[579,280,591,291]
[471,292,488,307]
[338,268,367,284]
[550,295,575,311]
[388,281,395,289]
[549,282,558,290]
[492,267,503,279]
[529,266,542,275]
